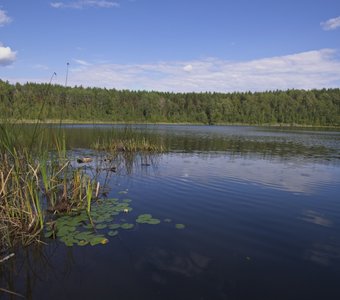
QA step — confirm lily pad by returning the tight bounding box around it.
[106,198,119,203]
[108,230,118,237]
[44,230,54,238]
[108,223,121,230]
[74,231,94,240]
[77,240,89,246]
[57,226,76,237]
[83,224,94,229]
[90,236,109,246]
[121,223,134,230]
[95,224,107,230]
[137,214,152,220]
[136,214,161,225]
[148,218,161,225]
[175,224,186,229]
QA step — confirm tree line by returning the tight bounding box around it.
[0,80,339,126]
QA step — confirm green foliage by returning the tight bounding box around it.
[1,80,339,126]
[136,214,161,224]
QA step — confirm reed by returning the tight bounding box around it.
[0,125,98,253]
[92,137,166,153]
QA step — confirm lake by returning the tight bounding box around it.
[1,125,340,300]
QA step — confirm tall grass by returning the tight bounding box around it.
[0,124,97,253]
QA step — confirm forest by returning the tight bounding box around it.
[0,80,339,126]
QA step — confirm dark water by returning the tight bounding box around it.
[1,125,340,300]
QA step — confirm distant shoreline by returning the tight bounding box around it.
[2,119,339,129]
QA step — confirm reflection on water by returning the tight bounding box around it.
[135,248,211,278]
[300,210,333,227]
[1,125,340,300]
[160,154,340,194]
[8,124,340,163]
[304,241,340,267]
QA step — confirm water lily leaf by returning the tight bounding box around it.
[108,230,118,237]
[90,235,108,246]
[116,203,129,208]
[137,214,152,220]
[95,224,107,230]
[73,214,89,223]
[118,190,128,194]
[93,217,107,223]
[60,236,77,246]
[147,218,160,225]
[44,230,54,238]
[74,231,94,240]
[136,219,147,224]
[108,224,120,230]
[64,240,74,247]
[77,240,89,246]
[122,199,132,203]
[121,223,134,230]
[106,198,119,203]
[175,224,186,229]
[136,214,160,225]
[57,226,76,237]
[83,224,94,229]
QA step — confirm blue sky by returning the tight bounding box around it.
[1,0,340,92]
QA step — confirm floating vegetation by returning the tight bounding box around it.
[120,223,134,230]
[43,192,187,247]
[44,197,133,246]
[136,214,161,225]
[175,224,186,229]
[108,224,121,230]
[108,230,118,237]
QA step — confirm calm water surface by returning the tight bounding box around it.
[1,125,340,300]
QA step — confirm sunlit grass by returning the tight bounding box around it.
[92,137,166,153]
[0,123,97,253]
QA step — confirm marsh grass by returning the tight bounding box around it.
[92,137,166,153]
[0,123,97,253]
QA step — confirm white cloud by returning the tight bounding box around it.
[0,45,17,66]
[65,49,340,92]
[321,16,340,31]
[74,58,91,66]
[50,1,119,9]
[0,9,12,26]
[183,64,193,72]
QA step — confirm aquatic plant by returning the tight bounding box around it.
[136,214,161,225]
[0,125,98,252]
[175,224,186,229]
[92,137,166,153]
